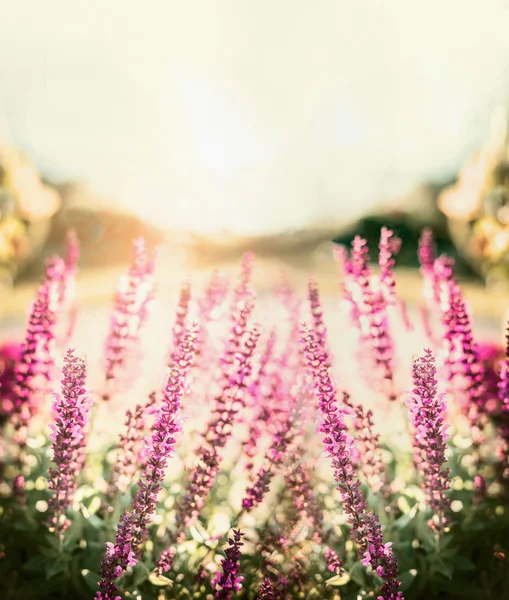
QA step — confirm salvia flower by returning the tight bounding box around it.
[302,325,403,599]
[418,228,439,305]
[196,269,229,366]
[342,391,386,494]
[97,325,197,598]
[378,227,401,304]
[60,228,80,307]
[258,577,276,599]
[103,237,155,399]
[212,529,244,599]
[0,342,22,422]
[308,279,329,361]
[344,237,397,399]
[168,280,191,367]
[107,391,158,501]
[39,256,66,385]
[284,449,328,541]
[408,349,451,534]
[47,349,91,538]
[325,546,344,575]
[242,408,296,511]
[435,255,485,421]
[11,272,61,436]
[58,228,80,344]
[498,321,509,413]
[169,326,260,544]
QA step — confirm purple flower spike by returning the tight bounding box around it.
[418,228,439,305]
[168,280,191,368]
[103,237,155,400]
[435,255,485,422]
[11,296,47,435]
[242,407,296,512]
[343,392,386,494]
[167,325,260,547]
[378,227,401,304]
[107,391,158,501]
[408,349,451,534]
[97,325,197,599]
[301,325,403,599]
[47,349,91,538]
[212,529,244,600]
[498,322,509,412]
[258,577,276,599]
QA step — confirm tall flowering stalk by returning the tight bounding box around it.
[107,391,158,502]
[348,236,397,400]
[10,295,47,435]
[58,229,80,345]
[301,325,403,599]
[47,349,91,545]
[10,256,64,437]
[379,228,411,331]
[168,280,191,367]
[166,325,260,547]
[103,237,155,400]
[241,403,297,512]
[435,256,485,423]
[211,529,244,599]
[418,228,439,305]
[284,448,344,575]
[407,349,451,535]
[97,325,197,599]
[195,270,229,367]
[334,243,362,331]
[243,332,277,477]
[495,324,509,485]
[378,227,400,304]
[39,257,66,387]
[155,321,260,576]
[308,279,329,363]
[498,321,509,413]
[342,392,386,494]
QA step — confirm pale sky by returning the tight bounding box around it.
[1,1,509,234]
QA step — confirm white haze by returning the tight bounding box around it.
[1,1,509,235]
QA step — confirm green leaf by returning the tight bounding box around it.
[434,559,454,580]
[86,495,102,515]
[325,572,350,587]
[132,562,151,586]
[23,555,46,572]
[349,562,367,586]
[87,513,104,530]
[82,570,101,591]
[398,569,417,592]
[45,558,68,579]
[451,555,476,572]
[148,572,172,586]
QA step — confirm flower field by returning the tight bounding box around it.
[1,229,508,599]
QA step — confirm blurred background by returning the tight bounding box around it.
[2,1,509,321]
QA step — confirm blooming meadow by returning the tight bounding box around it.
[1,228,509,599]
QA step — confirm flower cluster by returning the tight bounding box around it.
[343,391,386,494]
[47,349,91,537]
[11,257,64,436]
[212,529,244,599]
[168,280,191,367]
[408,349,451,533]
[338,233,397,399]
[107,390,158,500]
[97,325,197,598]
[103,237,155,399]
[4,229,509,600]
[302,325,403,599]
